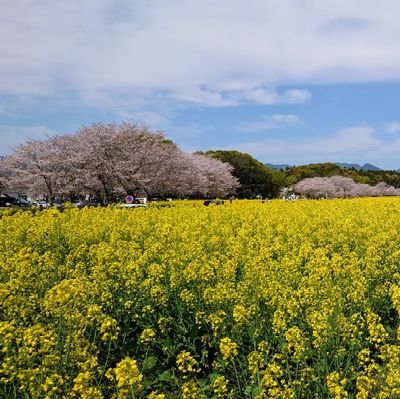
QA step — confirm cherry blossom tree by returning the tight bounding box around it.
[294,176,400,198]
[74,123,239,201]
[0,122,239,202]
[186,153,239,197]
[1,135,80,203]
[109,124,182,197]
[0,156,9,194]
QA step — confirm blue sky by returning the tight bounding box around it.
[2,1,400,169]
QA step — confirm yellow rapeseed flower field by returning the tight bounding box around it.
[1,198,400,398]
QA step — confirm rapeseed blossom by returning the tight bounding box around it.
[106,357,143,397]
[140,328,156,345]
[1,198,400,397]
[219,337,238,361]
[176,351,200,377]
[212,375,229,398]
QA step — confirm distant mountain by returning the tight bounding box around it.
[336,163,382,171]
[265,162,383,171]
[336,162,362,170]
[362,163,382,171]
[265,163,291,170]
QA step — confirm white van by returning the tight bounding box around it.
[120,197,147,208]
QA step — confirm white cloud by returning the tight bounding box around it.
[237,88,311,106]
[234,125,400,168]
[237,114,303,132]
[386,122,400,133]
[115,110,206,142]
[271,114,303,124]
[168,87,311,107]
[2,1,400,107]
[283,90,312,104]
[117,111,172,130]
[170,87,238,107]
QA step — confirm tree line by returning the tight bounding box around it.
[2,124,400,203]
[0,123,239,204]
[294,175,400,199]
[202,156,400,199]
[283,162,400,188]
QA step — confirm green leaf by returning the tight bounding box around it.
[142,355,157,371]
[158,369,173,382]
[245,385,260,397]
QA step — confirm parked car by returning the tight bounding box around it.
[120,197,147,208]
[32,200,50,209]
[14,197,30,207]
[0,196,16,207]
[0,196,30,207]
[74,200,102,208]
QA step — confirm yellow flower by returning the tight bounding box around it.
[147,391,166,399]
[248,351,262,383]
[180,288,195,304]
[181,380,204,399]
[107,357,143,390]
[284,326,307,360]
[326,372,348,399]
[207,310,227,334]
[176,351,200,377]
[219,337,238,361]
[213,375,229,398]
[140,328,156,344]
[232,304,250,325]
